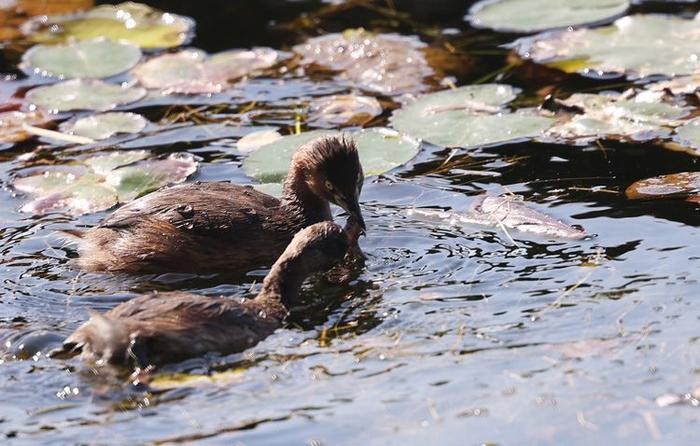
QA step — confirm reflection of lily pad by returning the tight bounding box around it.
[626,172,700,200]
[390,84,554,148]
[547,92,691,141]
[0,110,53,144]
[132,48,283,94]
[308,95,382,127]
[26,80,146,112]
[21,2,194,49]
[60,112,147,140]
[468,0,629,33]
[243,128,420,193]
[294,29,434,95]
[21,39,142,79]
[516,14,700,78]
[12,152,197,215]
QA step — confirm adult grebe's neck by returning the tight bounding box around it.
[280,163,332,226]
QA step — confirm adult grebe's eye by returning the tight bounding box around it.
[324,180,333,191]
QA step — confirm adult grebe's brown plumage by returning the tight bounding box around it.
[55,222,350,367]
[72,135,364,274]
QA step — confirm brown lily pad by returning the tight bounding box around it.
[0,110,53,144]
[626,172,700,200]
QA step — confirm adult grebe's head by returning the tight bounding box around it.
[291,135,365,230]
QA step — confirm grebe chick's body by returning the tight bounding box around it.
[72,135,364,274]
[57,222,350,367]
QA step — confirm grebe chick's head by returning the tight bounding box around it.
[277,221,350,275]
[293,135,366,230]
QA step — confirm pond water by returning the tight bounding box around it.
[1,0,699,444]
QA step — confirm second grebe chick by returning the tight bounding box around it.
[55,222,350,367]
[71,135,364,274]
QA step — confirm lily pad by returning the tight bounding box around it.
[468,0,629,33]
[20,39,142,79]
[59,112,147,140]
[294,29,434,95]
[674,118,700,151]
[390,84,555,148]
[26,79,146,112]
[646,75,700,95]
[308,95,382,127]
[408,195,588,240]
[515,14,700,79]
[83,150,150,175]
[626,172,700,200]
[21,2,194,49]
[236,129,282,153]
[132,48,283,94]
[243,128,420,192]
[106,154,198,201]
[546,92,691,141]
[0,110,53,144]
[12,152,197,215]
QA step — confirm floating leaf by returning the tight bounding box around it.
[21,38,142,79]
[307,95,382,127]
[236,129,282,153]
[106,154,198,201]
[390,84,554,148]
[468,0,629,33]
[26,79,146,112]
[409,195,588,240]
[515,14,700,79]
[84,150,150,175]
[243,128,420,193]
[646,75,700,95]
[132,48,283,94]
[546,92,691,141]
[626,172,700,200]
[294,29,434,95]
[21,2,194,49]
[0,110,53,143]
[60,112,147,140]
[674,118,700,153]
[12,152,197,215]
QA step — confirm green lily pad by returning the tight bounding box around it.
[21,38,142,79]
[84,150,150,175]
[547,92,691,141]
[236,129,282,153]
[674,118,700,152]
[0,110,53,143]
[516,14,700,79]
[21,2,194,49]
[243,128,420,194]
[132,48,283,94]
[308,95,382,127]
[390,84,554,148]
[468,0,629,33]
[12,152,197,215]
[60,112,147,140]
[626,172,700,200]
[294,29,434,95]
[26,80,146,112]
[106,154,198,201]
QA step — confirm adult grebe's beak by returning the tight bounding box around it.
[335,192,366,233]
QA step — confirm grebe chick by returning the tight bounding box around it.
[71,135,364,274]
[55,222,350,367]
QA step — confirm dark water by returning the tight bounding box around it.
[1,1,700,444]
